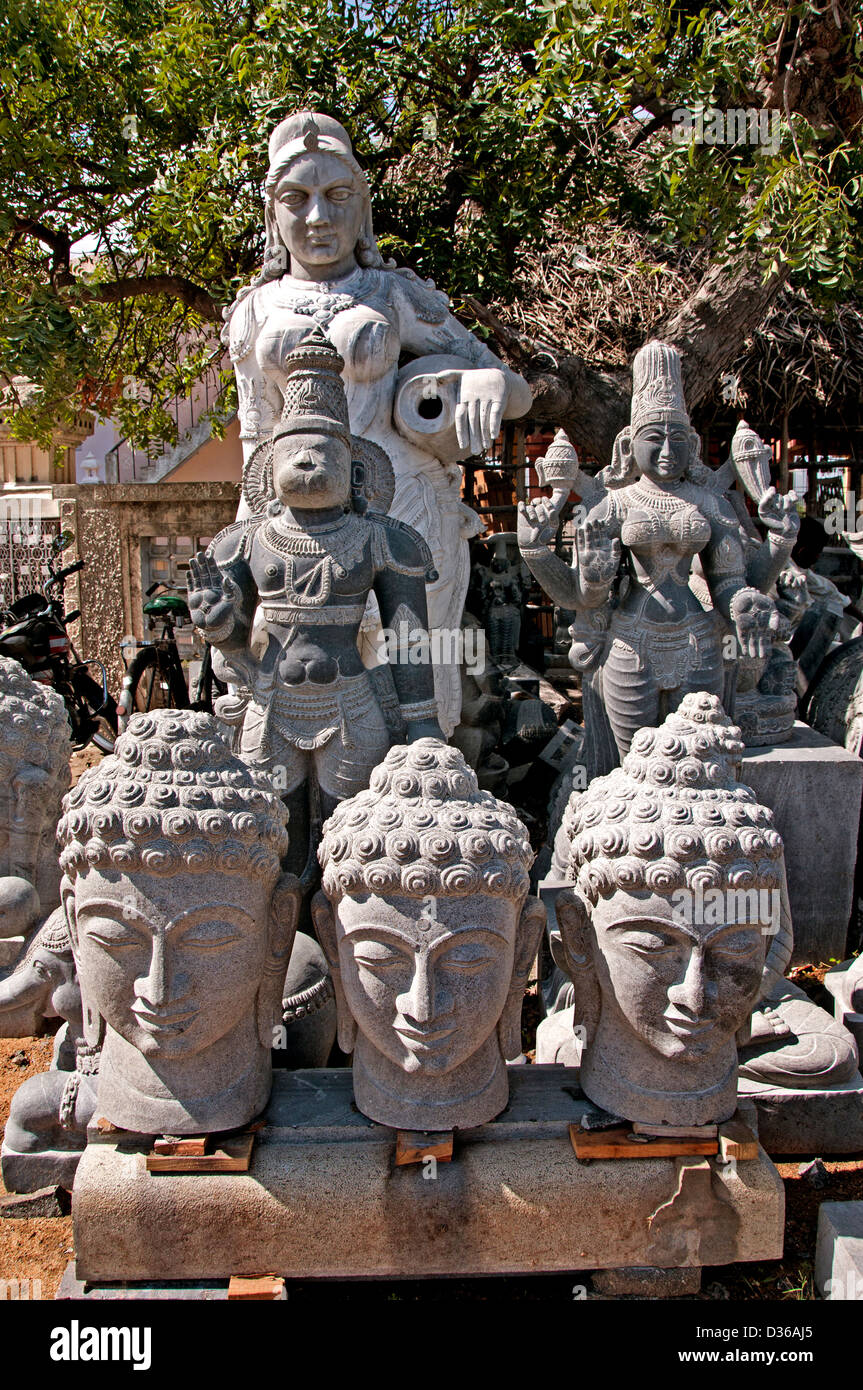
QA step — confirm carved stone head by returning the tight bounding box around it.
[556,693,783,1127]
[262,111,381,280]
[314,739,545,1130]
[58,710,299,1135]
[0,656,71,907]
[608,340,702,488]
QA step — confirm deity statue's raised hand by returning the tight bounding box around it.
[187,552,244,646]
[730,587,782,660]
[758,486,800,543]
[574,518,621,589]
[517,497,558,553]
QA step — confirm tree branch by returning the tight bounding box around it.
[75,275,222,322]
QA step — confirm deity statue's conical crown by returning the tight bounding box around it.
[630,340,689,434]
[273,327,351,447]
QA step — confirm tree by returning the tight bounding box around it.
[1,0,861,457]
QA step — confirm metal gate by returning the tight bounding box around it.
[0,517,60,610]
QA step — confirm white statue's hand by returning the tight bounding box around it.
[758,486,799,541]
[454,367,507,455]
[518,498,557,552]
[574,518,621,587]
[187,551,242,640]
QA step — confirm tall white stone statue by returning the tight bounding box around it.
[223,111,532,734]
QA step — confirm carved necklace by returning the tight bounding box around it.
[275,269,372,331]
[261,514,369,607]
[628,482,691,512]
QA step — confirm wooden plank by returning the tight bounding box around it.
[394,1130,454,1167]
[227,1274,286,1301]
[718,1117,759,1162]
[146,1131,255,1174]
[152,1136,207,1157]
[569,1123,718,1161]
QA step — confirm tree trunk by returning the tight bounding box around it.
[478,256,787,465]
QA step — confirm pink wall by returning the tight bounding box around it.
[166,417,243,483]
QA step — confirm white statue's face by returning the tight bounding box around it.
[334,893,518,1075]
[632,420,690,483]
[590,890,765,1060]
[271,429,351,510]
[273,152,364,276]
[73,868,271,1060]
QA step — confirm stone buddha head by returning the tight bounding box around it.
[262,111,382,284]
[58,710,300,1135]
[0,655,71,908]
[556,693,783,1128]
[313,739,545,1130]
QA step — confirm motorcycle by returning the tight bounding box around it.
[0,530,118,751]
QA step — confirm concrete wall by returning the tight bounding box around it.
[52,482,239,692]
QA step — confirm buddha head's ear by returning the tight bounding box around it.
[61,875,103,1049]
[498,894,546,1062]
[555,887,593,979]
[311,890,357,1055]
[257,871,301,1047]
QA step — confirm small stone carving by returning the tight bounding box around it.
[223,111,532,734]
[517,343,780,768]
[555,694,783,1127]
[313,739,545,1130]
[57,710,300,1135]
[276,931,337,1068]
[0,655,72,915]
[1,909,98,1192]
[467,533,528,671]
[691,420,801,745]
[189,329,442,881]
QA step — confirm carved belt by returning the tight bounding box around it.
[262,671,378,752]
[610,609,720,691]
[263,603,367,626]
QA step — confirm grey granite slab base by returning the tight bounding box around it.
[56,1264,228,1300]
[2,1145,83,1194]
[815,1201,863,1300]
[738,1073,863,1155]
[72,1067,784,1283]
[740,724,863,964]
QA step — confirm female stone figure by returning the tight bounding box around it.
[517,341,779,765]
[224,111,532,733]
